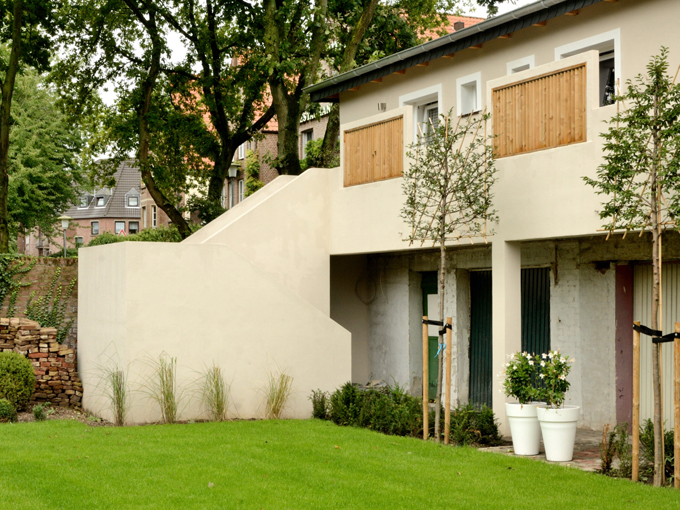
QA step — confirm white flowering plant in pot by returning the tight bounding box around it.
[501,351,538,405]
[537,350,574,408]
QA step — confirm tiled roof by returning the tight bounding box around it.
[422,15,485,40]
[65,161,142,220]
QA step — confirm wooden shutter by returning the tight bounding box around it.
[343,115,403,187]
[493,63,587,158]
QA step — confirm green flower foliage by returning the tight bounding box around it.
[0,352,36,411]
[0,398,17,423]
[500,351,537,405]
[25,268,77,344]
[536,350,574,408]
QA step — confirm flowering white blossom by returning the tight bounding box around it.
[560,357,566,363]
[542,353,547,360]
[559,375,566,380]
[540,361,545,367]
[528,360,534,366]
[548,352,554,359]
[539,374,545,379]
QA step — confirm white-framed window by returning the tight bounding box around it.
[127,195,139,207]
[78,195,90,208]
[507,55,535,75]
[142,206,147,228]
[555,29,621,107]
[418,102,439,141]
[129,221,139,235]
[95,196,105,207]
[221,183,226,208]
[238,179,244,203]
[228,181,235,208]
[456,72,482,117]
[301,129,314,158]
[399,84,442,143]
[238,144,245,160]
[115,221,125,234]
[91,221,99,235]
[152,205,157,228]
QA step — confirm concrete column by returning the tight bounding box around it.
[492,240,522,435]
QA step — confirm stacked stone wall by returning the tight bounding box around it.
[0,318,82,407]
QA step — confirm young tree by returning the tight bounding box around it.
[0,0,56,252]
[584,48,680,487]
[401,109,497,442]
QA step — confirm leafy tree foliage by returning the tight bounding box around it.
[0,0,58,252]
[9,71,84,241]
[584,48,680,486]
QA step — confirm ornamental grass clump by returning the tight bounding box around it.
[201,364,229,422]
[102,365,128,426]
[142,354,181,424]
[501,351,538,404]
[536,349,574,408]
[263,368,294,420]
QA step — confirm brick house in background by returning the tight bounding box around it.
[21,161,151,255]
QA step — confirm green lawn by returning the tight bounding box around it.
[1,419,677,509]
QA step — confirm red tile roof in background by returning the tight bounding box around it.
[423,14,485,40]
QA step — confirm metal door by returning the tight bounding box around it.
[521,268,551,357]
[421,272,439,400]
[470,271,492,407]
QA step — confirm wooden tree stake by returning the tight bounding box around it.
[423,316,429,440]
[633,321,641,482]
[675,322,680,489]
[444,317,453,445]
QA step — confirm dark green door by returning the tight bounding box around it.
[421,272,439,401]
[521,268,551,357]
[469,271,492,408]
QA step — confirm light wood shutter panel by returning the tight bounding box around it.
[344,115,403,186]
[493,63,587,158]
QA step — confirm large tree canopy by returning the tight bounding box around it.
[8,71,85,241]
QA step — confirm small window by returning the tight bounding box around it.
[79,196,90,208]
[127,195,139,207]
[91,221,99,235]
[129,221,139,235]
[152,205,157,228]
[228,181,235,208]
[301,129,314,158]
[417,102,439,141]
[238,179,244,203]
[115,221,125,234]
[95,196,105,207]
[142,206,147,228]
[507,55,535,75]
[75,236,83,247]
[221,183,226,207]
[238,144,245,160]
[457,72,481,116]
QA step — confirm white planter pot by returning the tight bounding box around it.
[505,402,543,456]
[536,405,580,462]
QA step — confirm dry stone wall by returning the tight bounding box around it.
[0,318,82,407]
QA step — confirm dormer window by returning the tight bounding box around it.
[95,196,105,207]
[78,196,90,208]
[125,189,141,208]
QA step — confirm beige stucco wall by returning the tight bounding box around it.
[78,242,351,424]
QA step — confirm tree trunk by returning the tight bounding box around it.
[135,8,191,239]
[651,91,663,487]
[0,2,23,253]
[319,0,379,168]
[319,104,340,168]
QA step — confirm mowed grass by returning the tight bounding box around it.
[1,419,678,509]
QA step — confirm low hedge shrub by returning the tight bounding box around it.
[0,352,36,411]
[312,382,501,446]
[0,398,17,423]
